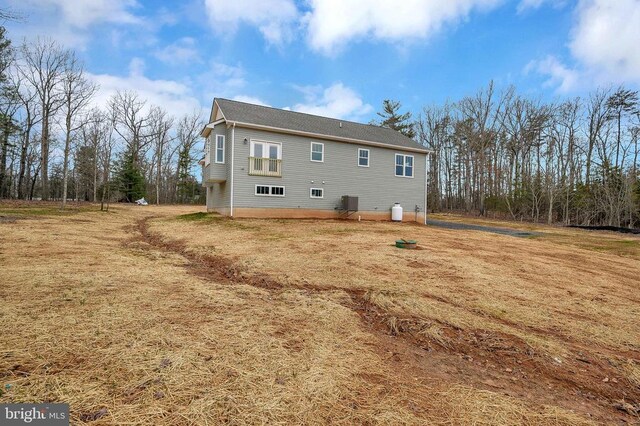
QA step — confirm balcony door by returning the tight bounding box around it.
[252,141,281,159]
[251,141,281,172]
[250,140,282,176]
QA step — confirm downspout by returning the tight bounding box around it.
[230,122,236,217]
[424,153,429,225]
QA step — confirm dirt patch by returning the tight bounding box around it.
[136,215,639,424]
[0,215,19,223]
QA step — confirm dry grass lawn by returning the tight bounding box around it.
[1,201,639,425]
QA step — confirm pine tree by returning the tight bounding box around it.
[115,149,145,202]
[176,147,191,203]
[374,99,416,139]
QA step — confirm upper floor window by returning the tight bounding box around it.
[358,148,369,167]
[310,142,324,162]
[215,134,225,164]
[395,154,414,178]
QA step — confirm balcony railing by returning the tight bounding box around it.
[249,157,282,177]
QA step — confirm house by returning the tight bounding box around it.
[200,98,431,223]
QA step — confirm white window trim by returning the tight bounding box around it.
[395,153,415,178]
[215,134,225,164]
[358,148,370,168]
[250,139,282,159]
[310,142,324,163]
[254,184,286,197]
[310,188,324,199]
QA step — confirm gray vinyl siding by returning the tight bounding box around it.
[209,182,229,209]
[230,127,426,215]
[205,124,231,209]
[208,124,228,182]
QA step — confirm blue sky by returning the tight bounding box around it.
[4,0,640,122]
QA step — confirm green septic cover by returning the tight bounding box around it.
[396,240,417,244]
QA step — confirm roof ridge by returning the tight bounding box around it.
[216,97,392,131]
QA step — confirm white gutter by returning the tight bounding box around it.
[230,123,236,217]
[424,153,429,225]
[230,120,433,154]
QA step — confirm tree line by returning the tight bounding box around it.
[377,82,640,228]
[0,27,205,209]
[2,18,639,224]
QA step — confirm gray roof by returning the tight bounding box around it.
[215,98,429,153]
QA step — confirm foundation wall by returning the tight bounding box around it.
[208,207,425,223]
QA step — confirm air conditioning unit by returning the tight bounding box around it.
[341,195,358,212]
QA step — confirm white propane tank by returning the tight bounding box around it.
[391,203,403,222]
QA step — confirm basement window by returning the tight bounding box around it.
[310,188,324,198]
[255,185,285,197]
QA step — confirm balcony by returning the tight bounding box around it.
[249,157,282,177]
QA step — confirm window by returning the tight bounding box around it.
[310,188,324,198]
[251,140,281,159]
[310,142,324,162]
[358,148,369,167]
[255,185,285,197]
[215,135,225,164]
[395,154,414,177]
[205,137,211,165]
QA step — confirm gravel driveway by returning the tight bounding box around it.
[426,218,541,238]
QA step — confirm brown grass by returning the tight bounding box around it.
[1,202,638,424]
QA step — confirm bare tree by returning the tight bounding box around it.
[147,106,173,205]
[9,71,42,199]
[80,108,111,202]
[175,111,203,203]
[585,89,611,187]
[108,90,154,162]
[457,81,507,215]
[19,38,69,200]
[59,53,97,209]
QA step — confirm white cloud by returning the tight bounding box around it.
[525,55,579,93]
[203,0,298,45]
[5,0,142,48]
[154,37,201,65]
[304,0,502,55]
[232,95,270,106]
[88,58,203,117]
[570,0,640,84]
[197,61,248,102]
[526,0,640,92]
[288,83,373,120]
[8,0,140,28]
